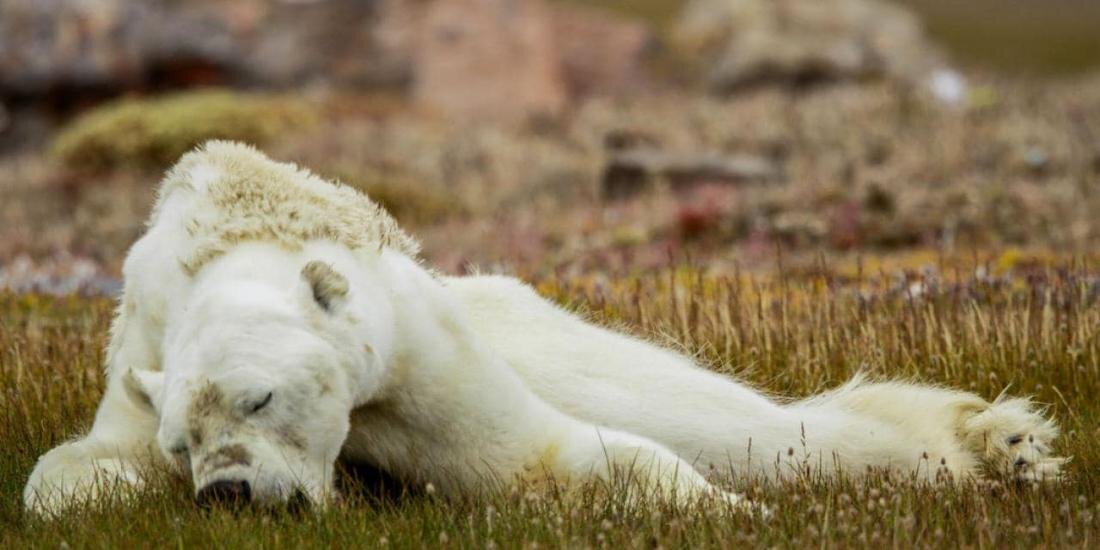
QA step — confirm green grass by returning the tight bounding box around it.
[2,262,1099,547]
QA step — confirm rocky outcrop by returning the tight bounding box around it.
[550,4,656,100]
[0,0,657,122]
[414,0,566,122]
[602,146,782,200]
[0,0,412,99]
[676,0,953,93]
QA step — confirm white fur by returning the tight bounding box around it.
[24,142,1063,515]
[446,276,1063,482]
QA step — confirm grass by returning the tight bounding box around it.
[3,3,1098,547]
[2,260,1099,547]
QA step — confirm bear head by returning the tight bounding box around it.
[124,260,388,508]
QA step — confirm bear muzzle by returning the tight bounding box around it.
[195,479,252,508]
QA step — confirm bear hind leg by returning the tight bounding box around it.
[548,424,762,513]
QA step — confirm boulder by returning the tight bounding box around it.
[676,0,952,93]
[549,4,656,99]
[0,0,408,100]
[0,0,658,122]
[247,0,415,90]
[602,146,781,200]
[0,0,151,97]
[413,0,566,122]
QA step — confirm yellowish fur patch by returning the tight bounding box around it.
[520,442,565,491]
[153,140,420,275]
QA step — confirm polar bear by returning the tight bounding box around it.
[24,141,1064,515]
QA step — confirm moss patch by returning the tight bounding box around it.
[51,90,318,173]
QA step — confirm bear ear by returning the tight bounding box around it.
[123,368,165,414]
[300,260,349,313]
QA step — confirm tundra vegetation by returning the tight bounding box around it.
[2,1,1099,547]
[2,258,1099,547]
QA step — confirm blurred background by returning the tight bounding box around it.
[1,0,1099,294]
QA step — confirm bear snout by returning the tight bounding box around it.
[195,479,252,508]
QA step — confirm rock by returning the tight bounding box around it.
[414,0,566,122]
[676,0,952,93]
[928,68,967,105]
[1023,147,1050,174]
[0,0,657,122]
[549,4,656,99]
[0,0,408,100]
[0,0,150,97]
[247,0,415,90]
[602,146,781,200]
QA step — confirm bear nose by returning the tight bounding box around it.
[195,479,252,508]
[287,489,312,515]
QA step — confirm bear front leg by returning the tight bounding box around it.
[24,382,160,515]
[24,300,162,515]
[23,437,153,515]
[551,424,758,513]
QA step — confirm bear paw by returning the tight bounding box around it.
[959,396,1065,483]
[1005,432,1068,483]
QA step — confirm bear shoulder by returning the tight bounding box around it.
[150,141,420,274]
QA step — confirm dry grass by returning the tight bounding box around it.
[2,2,1099,546]
[2,261,1099,547]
